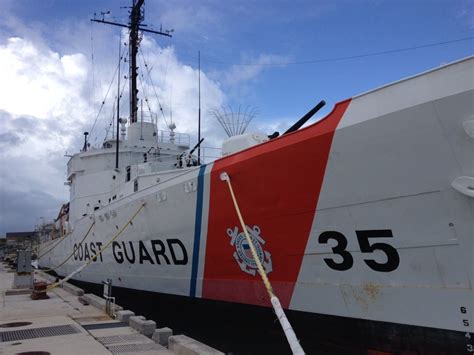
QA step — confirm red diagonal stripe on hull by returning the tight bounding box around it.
[203,99,351,308]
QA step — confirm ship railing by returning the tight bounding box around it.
[134,146,222,168]
[156,130,190,146]
[140,153,177,164]
[147,146,222,164]
[137,111,190,146]
[138,111,158,124]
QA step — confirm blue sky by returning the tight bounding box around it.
[5,0,474,119]
[0,0,472,233]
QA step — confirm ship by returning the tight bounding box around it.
[37,1,474,353]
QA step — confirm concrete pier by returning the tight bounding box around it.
[0,262,223,354]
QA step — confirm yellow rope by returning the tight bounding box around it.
[221,174,275,297]
[220,172,305,355]
[47,203,146,290]
[37,232,71,259]
[42,220,96,272]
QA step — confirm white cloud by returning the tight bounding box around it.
[0,11,291,234]
[133,36,227,144]
[221,54,290,87]
[154,3,219,35]
[456,4,474,29]
[0,32,229,233]
[0,37,92,202]
[0,37,90,120]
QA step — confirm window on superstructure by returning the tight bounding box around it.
[126,166,131,182]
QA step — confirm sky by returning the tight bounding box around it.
[0,0,472,235]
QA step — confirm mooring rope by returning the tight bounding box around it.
[220,172,305,355]
[42,220,96,273]
[37,231,71,260]
[47,203,146,290]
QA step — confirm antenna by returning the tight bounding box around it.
[91,0,172,124]
[198,50,201,165]
[115,32,121,169]
[210,105,258,137]
[140,100,144,140]
[170,85,173,124]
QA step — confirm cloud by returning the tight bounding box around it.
[0,8,292,234]
[132,35,227,144]
[135,40,294,146]
[0,188,62,234]
[220,54,290,87]
[456,1,474,29]
[0,36,103,233]
[0,37,93,224]
[0,38,90,119]
[0,32,228,234]
[152,2,220,35]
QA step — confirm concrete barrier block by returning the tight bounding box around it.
[152,327,173,346]
[83,293,104,309]
[62,282,84,296]
[168,335,224,355]
[78,296,89,305]
[116,310,135,323]
[129,315,146,330]
[129,316,155,337]
[141,320,156,337]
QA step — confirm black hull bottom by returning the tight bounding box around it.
[62,276,470,354]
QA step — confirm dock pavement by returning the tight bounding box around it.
[0,261,223,354]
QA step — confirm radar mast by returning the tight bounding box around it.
[91,0,173,168]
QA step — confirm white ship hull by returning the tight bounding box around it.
[40,56,474,352]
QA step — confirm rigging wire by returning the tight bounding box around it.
[137,64,163,147]
[137,65,156,124]
[104,64,129,141]
[89,44,128,141]
[137,54,152,107]
[90,21,96,109]
[105,102,116,141]
[162,47,172,98]
[202,35,474,67]
[137,50,162,128]
[90,22,105,108]
[138,47,170,129]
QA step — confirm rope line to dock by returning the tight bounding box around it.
[37,231,71,260]
[42,220,96,273]
[47,203,146,290]
[220,172,305,355]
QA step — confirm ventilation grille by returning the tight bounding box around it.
[98,334,153,345]
[107,342,165,354]
[0,324,80,342]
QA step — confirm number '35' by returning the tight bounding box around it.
[318,229,400,272]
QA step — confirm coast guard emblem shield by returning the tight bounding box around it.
[227,225,272,276]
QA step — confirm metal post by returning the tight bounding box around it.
[102,279,115,316]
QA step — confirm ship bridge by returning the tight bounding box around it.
[66,120,194,227]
